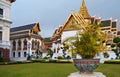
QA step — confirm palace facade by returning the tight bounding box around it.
[0,0,15,61]
[51,0,117,59]
[10,22,46,61]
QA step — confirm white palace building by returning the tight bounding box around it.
[0,0,15,61]
[10,22,47,61]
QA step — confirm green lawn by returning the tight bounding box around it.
[0,63,120,77]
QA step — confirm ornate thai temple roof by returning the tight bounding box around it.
[10,22,41,40]
[10,23,36,32]
[78,0,91,19]
[51,13,88,40]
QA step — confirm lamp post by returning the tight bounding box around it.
[27,41,31,60]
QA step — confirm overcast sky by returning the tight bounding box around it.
[11,0,120,37]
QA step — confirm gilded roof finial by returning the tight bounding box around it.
[78,0,91,19]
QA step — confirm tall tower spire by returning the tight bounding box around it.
[78,0,91,19]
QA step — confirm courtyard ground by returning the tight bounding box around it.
[0,63,120,77]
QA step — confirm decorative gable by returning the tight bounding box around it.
[32,23,41,33]
[64,16,80,31]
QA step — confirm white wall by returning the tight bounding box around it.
[61,30,77,43]
[10,38,43,61]
[0,0,12,41]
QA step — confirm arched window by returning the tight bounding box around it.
[23,39,27,50]
[0,8,3,17]
[35,40,38,49]
[32,40,35,50]
[12,40,16,50]
[13,52,15,58]
[0,51,3,57]
[24,52,27,57]
[18,39,21,50]
[0,31,2,40]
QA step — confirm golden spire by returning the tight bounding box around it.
[78,0,91,19]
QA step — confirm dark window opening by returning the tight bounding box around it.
[18,52,21,57]
[0,51,3,57]
[12,40,16,50]
[13,52,15,58]
[0,31,2,40]
[18,40,21,50]
[0,8,3,17]
[24,52,27,57]
[23,39,27,50]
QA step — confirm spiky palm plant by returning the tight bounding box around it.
[63,24,107,59]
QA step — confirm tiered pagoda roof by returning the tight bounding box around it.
[10,22,41,40]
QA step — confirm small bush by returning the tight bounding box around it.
[0,57,3,62]
[31,60,41,63]
[40,59,49,63]
[56,60,72,63]
[43,56,49,59]
[49,60,56,63]
[103,52,109,58]
[57,56,63,59]
[66,56,71,59]
[0,62,4,65]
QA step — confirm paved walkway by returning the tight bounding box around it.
[68,72,106,77]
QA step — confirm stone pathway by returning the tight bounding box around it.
[68,72,106,77]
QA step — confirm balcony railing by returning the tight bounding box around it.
[0,14,11,22]
[0,40,10,48]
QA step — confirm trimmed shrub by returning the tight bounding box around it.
[104,60,120,64]
[103,52,109,58]
[56,60,72,63]
[0,57,3,62]
[31,60,41,63]
[40,59,49,63]
[49,59,56,63]
[66,56,71,59]
[57,56,63,59]
[43,56,49,59]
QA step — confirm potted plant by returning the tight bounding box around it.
[63,24,107,74]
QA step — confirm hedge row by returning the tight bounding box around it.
[0,59,72,65]
[104,60,120,64]
[31,59,72,63]
[0,61,32,65]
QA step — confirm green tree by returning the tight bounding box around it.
[113,37,120,43]
[47,48,53,58]
[112,37,120,59]
[35,49,43,59]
